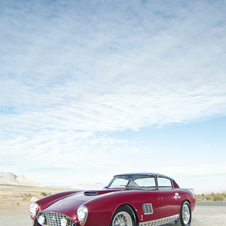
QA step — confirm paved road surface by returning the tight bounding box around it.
[164,202,226,226]
[1,202,226,226]
[196,201,226,206]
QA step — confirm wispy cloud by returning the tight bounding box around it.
[1,79,226,135]
[0,130,153,185]
[1,0,226,188]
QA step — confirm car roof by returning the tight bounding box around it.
[114,173,173,179]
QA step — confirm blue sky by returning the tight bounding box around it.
[1,0,226,192]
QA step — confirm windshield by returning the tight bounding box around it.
[106,175,157,189]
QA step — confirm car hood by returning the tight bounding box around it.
[40,189,118,220]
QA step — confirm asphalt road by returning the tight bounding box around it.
[163,201,226,226]
[196,201,226,206]
[1,202,226,226]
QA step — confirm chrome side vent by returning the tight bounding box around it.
[142,203,153,215]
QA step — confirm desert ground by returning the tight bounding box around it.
[0,184,73,215]
[0,185,226,226]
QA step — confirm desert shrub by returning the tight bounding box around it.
[195,192,226,201]
[222,193,226,199]
[205,195,212,201]
[195,194,204,201]
[40,192,48,197]
[213,193,224,201]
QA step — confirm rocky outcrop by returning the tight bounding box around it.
[0,172,45,187]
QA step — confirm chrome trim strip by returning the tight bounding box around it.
[139,214,179,226]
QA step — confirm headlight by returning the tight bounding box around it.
[77,205,88,226]
[30,202,39,219]
[61,217,67,226]
[38,214,46,224]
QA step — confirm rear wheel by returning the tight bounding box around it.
[110,205,136,226]
[177,201,191,226]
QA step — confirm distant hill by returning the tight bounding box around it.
[0,172,45,187]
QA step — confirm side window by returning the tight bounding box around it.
[134,177,156,189]
[158,177,173,190]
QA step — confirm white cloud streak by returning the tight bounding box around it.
[1,0,226,188]
[1,79,226,135]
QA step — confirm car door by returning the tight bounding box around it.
[133,177,161,222]
[157,177,179,219]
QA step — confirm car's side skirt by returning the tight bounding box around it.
[139,214,179,226]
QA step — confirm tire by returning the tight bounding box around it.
[177,201,191,226]
[110,205,136,226]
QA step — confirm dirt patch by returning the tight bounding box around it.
[0,184,77,216]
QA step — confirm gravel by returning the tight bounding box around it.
[1,204,226,226]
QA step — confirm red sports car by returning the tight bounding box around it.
[30,173,195,226]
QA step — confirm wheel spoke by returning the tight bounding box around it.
[182,203,190,225]
[113,211,133,226]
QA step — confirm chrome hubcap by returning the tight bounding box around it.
[182,203,190,225]
[113,211,132,226]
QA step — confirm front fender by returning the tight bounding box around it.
[83,190,157,226]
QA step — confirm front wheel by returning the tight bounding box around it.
[110,205,136,226]
[177,201,191,226]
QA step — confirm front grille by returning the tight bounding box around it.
[142,203,153,215]
[37,212,71,226]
